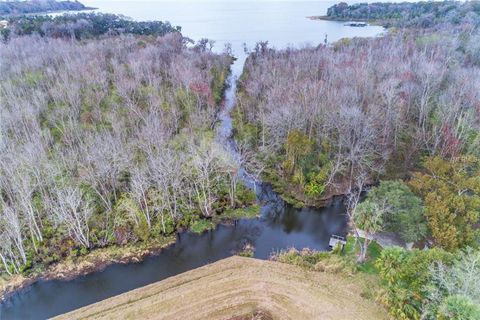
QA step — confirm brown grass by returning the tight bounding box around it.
[56,256,387,320]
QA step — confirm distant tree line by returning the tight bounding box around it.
[1,13,182,41]
[0,0,90,16]
[326,1,480,28]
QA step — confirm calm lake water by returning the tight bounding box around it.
[56,0,384,73]
[0,2,383,319]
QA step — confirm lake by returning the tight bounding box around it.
[57,0,384,72]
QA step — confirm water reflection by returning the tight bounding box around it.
[0,189,347,319]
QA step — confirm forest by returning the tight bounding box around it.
[325,1,480,28]
[233,4,480,319]
[1,13,181,41]
[1,1,480,318]
[0,30,260,277]
[0,0,90,16]
[235,30,480,209]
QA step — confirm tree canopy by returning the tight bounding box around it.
[366,180,427,243]
[0,0,90,16]
[410,156,480,251]
[326,1,480,28]
[2,12,181,41]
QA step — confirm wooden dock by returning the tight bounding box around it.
[344,21,368,27]
[329,235,347,250]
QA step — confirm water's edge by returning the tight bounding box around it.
[0,50,348,319]
[0,52,243,305]
[0,4,385,315]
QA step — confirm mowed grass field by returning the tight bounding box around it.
[56,256,387,320]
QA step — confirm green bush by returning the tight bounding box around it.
[70,249,79,257]
[272,248,348,272]
[220,205,260,221]
[235,185,256,205]
[190,219,215,234]
[134,220,151,242]
[152,215,175,236]
[437,295,480,320]
[375,247,453,320]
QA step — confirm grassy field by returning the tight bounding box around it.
[56,256,387,320]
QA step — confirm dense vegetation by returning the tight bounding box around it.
[0,33,257,276]
[1,1,480,318]
[235,31,480,208]
[375,246,480,319]
[0,0,90,16]
[325,1,480,28]
[235,4,480,318]
[1,13,181,41]
[275,236,480,319]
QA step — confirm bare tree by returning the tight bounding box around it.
[49,184,92,248]
[189,140,227,217]
[130,166,153,228]
[0,34,233,275]
[0,205,27,267]
[148,149,186,225]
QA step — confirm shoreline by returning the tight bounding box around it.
[0,13,363,307]
[308,15,368,22]
[0,236,176,304]
[1,56,249,307]
[308,15,386,28]
[308,15,342,21]
[260,169,365,209]
[55,256,387,320]
[0,207,261,304]
[2,7,97,18]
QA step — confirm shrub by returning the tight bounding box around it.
[190,219,215,234]
[437,295,480,320]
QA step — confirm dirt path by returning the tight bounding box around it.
[56,256,386,320]
[357,230,407,248]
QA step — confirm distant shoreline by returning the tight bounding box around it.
[4,7,98,17]
[308,15,345,21]
[0,0,98,18]
[308,15,385,28]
